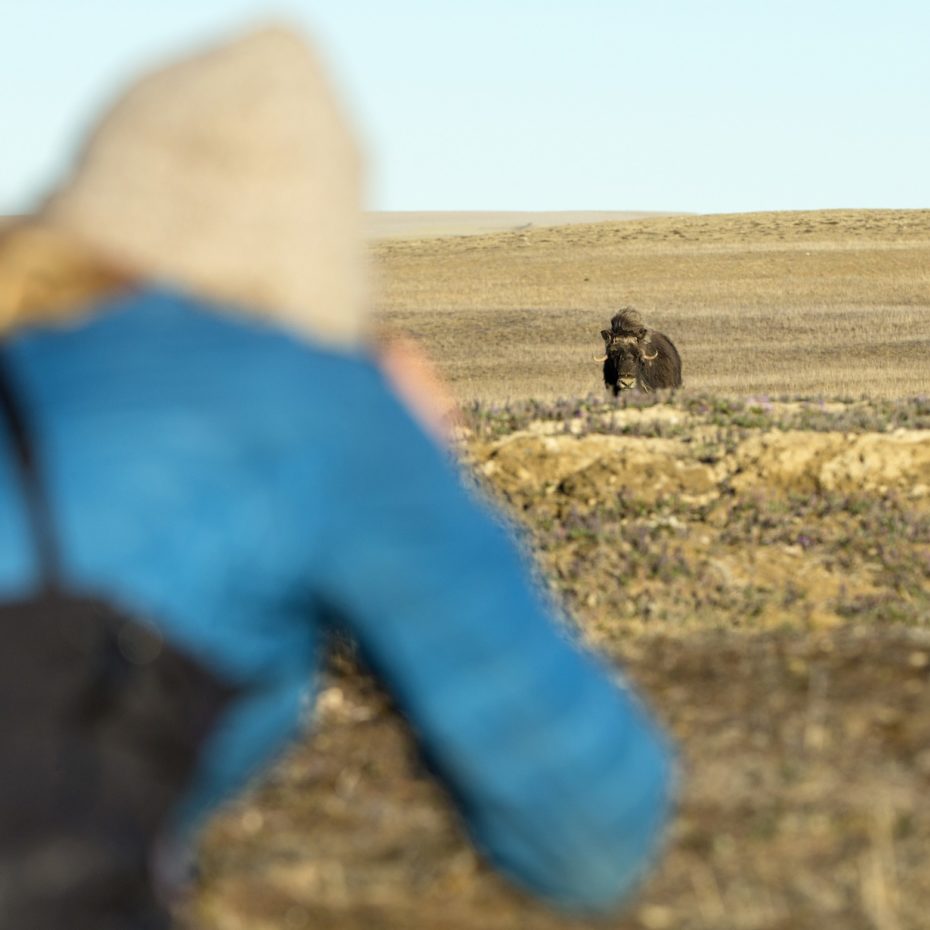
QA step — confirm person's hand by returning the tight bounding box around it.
[376,334,459,445]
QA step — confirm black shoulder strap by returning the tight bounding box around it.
[0,353,62,591]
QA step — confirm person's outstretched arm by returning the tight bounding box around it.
[314,361,674,914]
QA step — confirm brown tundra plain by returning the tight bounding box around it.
[190,209,928,929]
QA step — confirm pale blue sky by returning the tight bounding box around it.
[2,1,928,214]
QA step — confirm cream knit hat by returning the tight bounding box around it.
[38,25,367,347]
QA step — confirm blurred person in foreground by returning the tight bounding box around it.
[0,25,673,928]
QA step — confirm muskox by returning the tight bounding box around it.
[596,308,682,395]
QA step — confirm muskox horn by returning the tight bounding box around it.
[642,350,658,361]
[593,354,608,362]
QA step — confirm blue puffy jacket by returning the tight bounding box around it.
[0,286,673,913]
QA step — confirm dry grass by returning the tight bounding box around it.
[183,211,930,930]
[371,209,930,402]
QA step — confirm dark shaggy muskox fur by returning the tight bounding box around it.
[599,307,682,395]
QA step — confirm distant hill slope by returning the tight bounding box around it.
[366,210,686,240]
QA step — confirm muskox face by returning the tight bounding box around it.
[599,328,656,393]
[597,307,682,395]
